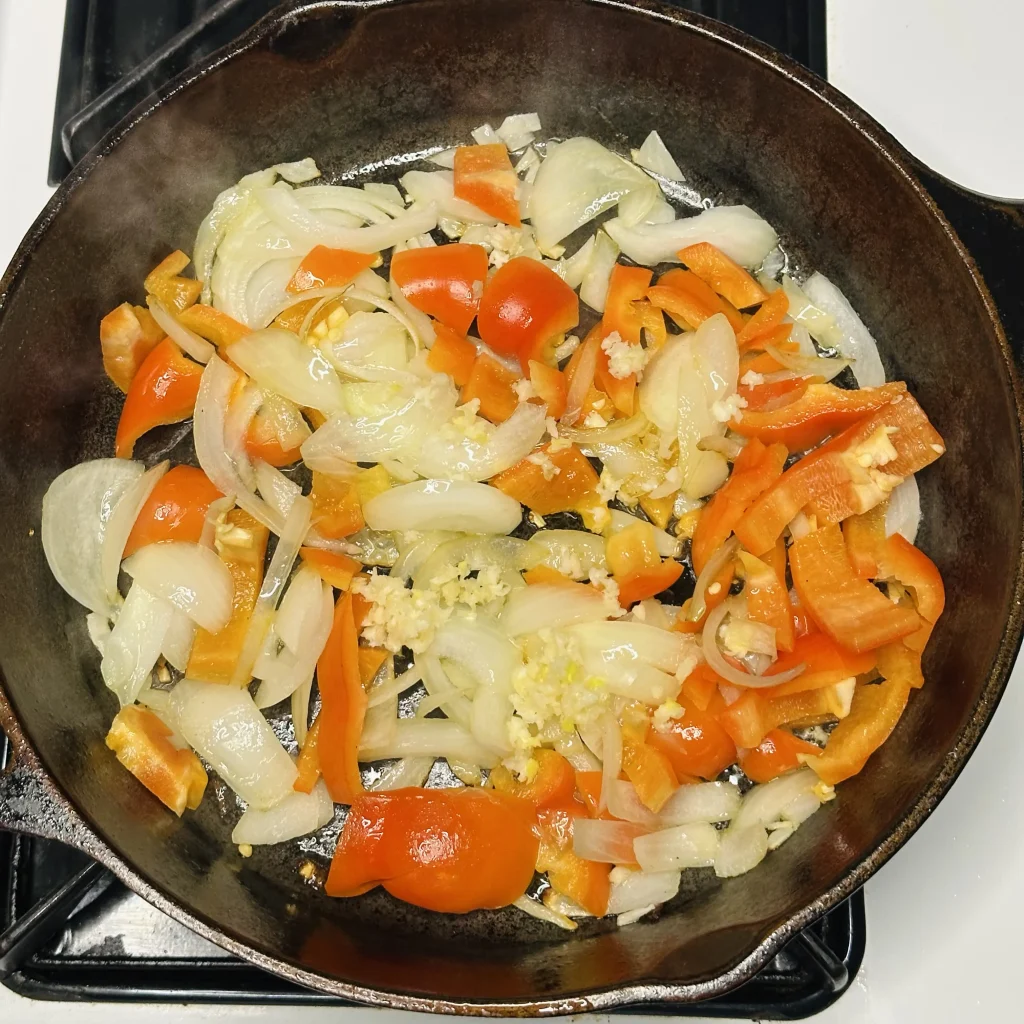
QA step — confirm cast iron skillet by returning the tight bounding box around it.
[1,0,1023,1013]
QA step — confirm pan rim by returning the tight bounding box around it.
[1,0,1022,1012]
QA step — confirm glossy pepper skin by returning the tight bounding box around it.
[391,243,488,334]
[123,465,222,557]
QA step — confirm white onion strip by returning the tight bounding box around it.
[702,598,804,689]
[147,297,216,364]
[562,337,600,426]
[560,412,648,445]
[598,715,623,813]
[347,287,427,350]
[688,536,738,623]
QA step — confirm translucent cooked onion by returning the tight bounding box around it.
[732,767,820,830]
[714,825,769,878]
[364,479,523,534]
[572,817,648,863]
[389,273,436,347]
[657,781,741,826]
[513,895,578,932]
[606,780,659,827]
[606,868,680,915]
[570,621,694,675]
[345,288,430,351]
[560,412,648,445]
[231,779,334,846]
[803,272,886,387]
[631,130,684,181]
[399,169,496,224]
[419,654,474,728]
[122,542,233,633]
[146,297,215,364]
[606,509,680,558]
[886,475,921,543]
[254,459,301,521]
[702,598,805,690]
[522,530,607,579]
[100,584,174,705]
[358,717,499,767]
[780,276,844,350]
[500,584,609,636]
[169,679,298,809]
[366,756,435,791]
[223,381,264,492]
[162,609,197,672]
[412,535,526,591]
[291,675,314,748]
[599,716,623,813]
[390,532,457,582]
[763,342,849,381]
[688,536,738,623]
[579,229,620,313]
[562,330,600,425]
[634,822,720,872]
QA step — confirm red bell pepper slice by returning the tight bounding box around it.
[123,465,222,558]
[293,718,322,794]
[114,337,204,459]
[536,803,611,916]
[740,548,795,652]
[875,533,945,651]
[790,523,921,653]
[622,725,679,812]
[490,749,577,808]
[144,250,202,313]
[477,256,579,370]
[602,264,654,344]
[390,243,488,334]
[300,547,361,590]
[490,442,599,515]
[528,359,567,419]
[100,302,164,393]
[738,374,819,412]
[310,472,365,539]
[842,501,889,578]
[735,289,789,349]
[286,245,376,294]
[453,143,521,226]
[326,788,539,912]
[759,631,876,697]
[461,352,520,423]
[647,700,737,781]
[648,268,744,332]
[177,303,250,346]
[678,242,769,309]
[719,685,852,749]
[615,560,684,608]
[739,729,821,784]
[425,323,478,386]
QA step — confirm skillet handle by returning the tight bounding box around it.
[0,682,103,854]
[914,164,1024,370]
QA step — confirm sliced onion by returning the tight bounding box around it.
[560,411,648,445]
[419,654,474,728]
[412,535,526,591]
[522,530,607,579]
[399,169,496,224]
[555,729,602,771]
[639,334,688,435]
[607,868,680,915]
[367,663,423,709]
[389,273,436,346]
[358,718,499,768]
[147,296,215,364]
[688,536,738,623]
[599,716,623,813]
[390,531,457,582]
[605,509,680,558]
[343,527,399,567]
[605,205,778,268]
[86,611,111,655]
[702,598,805,690]
[606,780,659,827]
[100,584,175,705]
[366,756,435,791]
[885,475,921,543]
[291,674,314,748]
[763,342,849,381]
[780,276,844,350]
[162,609,197,672]
[557,235,597,289]
[199,495,237,549]
[364,479,522,534]
[497,112,542,150]
[228,328,344,414]
[714,825,769,878]
[579,229,620,313]
[254,459,302,521]
[169,679,298,809]
[562,332,600,425]
[570,621,693,674]
[122,542,233,632]
[634,822,719,872]
[802,272,886,386]
[500,584,609,635]
[345,288,430,351]
[41,458,145,615]
[733,767,819,830]
[698,434,744,459]
[101,460,169,606]
[231,779,333,845]
[631,130,684,181]
[658,781,741,826]
[513,895,577,932]
[223,381,264,492]
[572,817,648,863]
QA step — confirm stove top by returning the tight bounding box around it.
[5,0,858,1016]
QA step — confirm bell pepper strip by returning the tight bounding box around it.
[759,631,876,697]
[529,359,567,418]
[875,533,945,651]
[603,264,654,344]
[293,718,322,794]
[730,382,907,451]
[678,242,769,310]
[616,560,684,608]
[876,640,924,690]
[802,677,911,784]
[739,347,793,375]
[273,298,319,333]
[106,705,208,815]
[300,546,361,590]
[353,465,391,506]
[100,302,164,392]
[606,521,661,577]
[390,243,489,334]
[562,323,604,425]
[843,501,889,578]
[536,805,611,916]
[574,770,609,818]
[648,268,744,332]
[691,438,788,575]
[325,788,539,911]
[739,729,821,784]
[719,684,853,749]
[622,733,679,813]
[594,339,638,417]
[790,523,920,653]
[145,250,202,313]
[426,323,478,386]
[246,430,301,469]
[735,392,945,556]
[123,465,222,558]
[738,375,819,413]
[176,304,250,347]
[358,646,388,688]
[490,441,600,516]
[739,549,795,653]
[310,472,365,539]
[186,509,269,684]
[461,352,520,423]
[673,559,735,634]
[317,590,366,804]
[286,245,377,294]
[522,564,580,587]
[638,492,674,531]
[114,338,204,459]
[765,535,788,589]
[478,257,580,370]
[246,400,308,468]
[648,702,737,781]
[452,143,521,226]
[679,664,721,712]
[791,588,817,639]
[735,289,790,348]
[490,749,578,808]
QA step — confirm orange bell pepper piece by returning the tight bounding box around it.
[691,438,788,575]
[731,382,907,451]
[678,664,722,712]
[123,465,222,558]
[738,374,818,412]
[759,631,876,697]
[461,352,520,423]
[522,564,578,587]
[843,501,889,578]
[452,143,521,226]
[273,297,319,333]
[606,520,660,577]
[673,557,735,634]
[310,472,365,539]
[678,242,768,310]
[390,243,488,334]
[603,264,654,344]
[317,590,366,804]
[286,245,376,294]
[536,803,612,916]
[357,646,388,687]
[528,359,568,418]
[186,509,269,684]
[478,257,579,370]
[875,534,945,651]
[648,268,744,332]
[106,705,207,815]
[326,788,539,911]
[803,677,911,784]
[739,728,821,784]
[100,302,164,392]
[426,323,478,386]
[490,749,578,808]
[739,548,795,652]
[490,441,600,516]
[144,250,202,313]
[648,702,737,781]
[114,337,204,459]
[622,732,679,812]
[293,718,322,794]
[616,560,684,608]
[735,289,789,349]
[790,523,921,654]
[876,640,925,690]
[719,685,853,749]
[177,303,250,347]
[300,546,361,590]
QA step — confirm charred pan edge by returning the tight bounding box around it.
[1,0,1022,1013]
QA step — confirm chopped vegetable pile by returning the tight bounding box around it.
[41,115,945,929]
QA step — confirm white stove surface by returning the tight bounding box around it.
[2,1,1023,1021]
